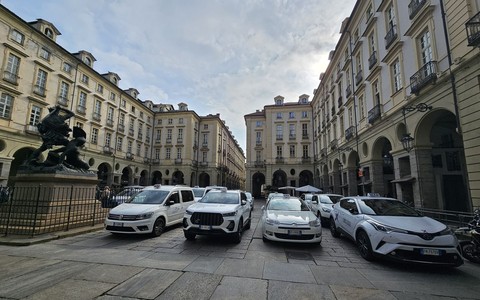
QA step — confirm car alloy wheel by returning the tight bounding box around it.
[233,218,243,243]
[244,212,252,230]
[330,217,340,238]
[151,218,165,237]
[357,230,374,261]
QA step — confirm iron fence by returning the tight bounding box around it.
[416,207,478,229]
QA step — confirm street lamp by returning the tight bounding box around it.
[401,103,432,152]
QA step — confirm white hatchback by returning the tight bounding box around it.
[105,185,195,237]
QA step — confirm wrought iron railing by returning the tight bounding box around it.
[410,61,437,95]
[385,25,397,49]
[466,11,480,46]
[408,0,426,20]
[368,104,382,124]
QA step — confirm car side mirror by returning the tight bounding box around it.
[241,200,247,206]
[348,208,358,215]
[312,200,318,204]
[166,200,175,206]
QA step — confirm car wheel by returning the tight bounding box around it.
[262,235,268,243]
[244,212,252,230]
[461,242,480,263]
[151,217,165,237]
[232,218,243,243]
[330,217,340,238]
[357,230,374,261]
[184,231,196,241]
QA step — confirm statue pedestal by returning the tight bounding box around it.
[3,172,107,236]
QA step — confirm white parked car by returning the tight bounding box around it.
[261,195,322,245]
[245,192,254,210]
[105,185,195,237]
[303,194,343,226]
[182,189,251,243]
[111,185,144,205]
[192,187,206,202]
[329,196,463,267]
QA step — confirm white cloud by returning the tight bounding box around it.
[4,0,356,151]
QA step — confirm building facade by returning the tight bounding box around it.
[244,95,314,198]
[309,0,480,211]
[0,5,245,189]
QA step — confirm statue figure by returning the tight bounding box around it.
[24,105,90,172]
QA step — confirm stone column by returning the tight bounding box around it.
[370,160,385,196]
[411,148,437,208]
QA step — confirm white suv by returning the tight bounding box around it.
[302,193,343,226]
[182,189,251,243]
[105,185,195,237]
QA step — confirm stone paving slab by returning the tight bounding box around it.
[156,272,223,300]
[214,258,265,278]
[0,255,61,281]
[263,260,316,283]
[210,276,268,300]
[309,265,375,288]
[24,278,115,300]
[133,251,199,270]
[267,280,336,300]
[183,256,224,273]
[73,264,145,284]
[330,285,397,300]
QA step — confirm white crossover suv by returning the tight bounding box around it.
[182,188,251,243]
[105,184,195,237]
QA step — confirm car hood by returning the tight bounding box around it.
[188,202,240,213]
[267,210,315,224]
[368,215,447,233]
[109,203,161,215]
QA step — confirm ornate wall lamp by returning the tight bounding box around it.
[401,103,432,152]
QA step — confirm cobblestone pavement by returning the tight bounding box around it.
[0,199,479,299]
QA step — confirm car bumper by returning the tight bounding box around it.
[104,218,154,234]
[183,216,238,236]
[262,223,322,244]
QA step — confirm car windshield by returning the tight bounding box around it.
[327,195,342,203]
[192,188,205,197]
[200,192,240,204]
[127,190,169,204]
[116,189,141,197]
[358,198,421,216]
[319,195,333,204]
[267,198,310,211]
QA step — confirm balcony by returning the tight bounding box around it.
[410,61,437,95]
[175,158,182,164]
[346,84,352,98]
[409,0,426,20]
[466,11,480,47]
[289,134,296,141]
[76,105,86,115]
[177,138,183,144]
[302,156,311,163]
[92,113,101,121]
[143,157,150,164]
[345,126,355,140]
[155,138,161,144]
[126,152,134,160]
[355,70,363,85]
[128,129,134,137]
[302,134,309,140]
[337,97,343,108]
[368,104,382,124]
[103,146,113,154]
[138,133,143,140]
[166,138,172,144]
[320,148,327,157]
[331,107,336,116]
[106,119,114,127]
[3,71,19,84]
[200,161,208,167]
[368,51,377,70]
[33,84,46,97]
[152,159,160,165]
[25,124,39,135]
[254,161,265,168]
[276,135,283,141]
[275,157,284,164]
[385,25,397,49]
[117,124,125,133]
[57,96,69,107]
[145,136,150,143]
[330,139,338,150]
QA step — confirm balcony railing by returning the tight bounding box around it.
[106,119,114,127]
[166,138,172,144]
[355,70,363,85]
[76,105,86,115]
[126,152,134,160]
[143,157,150,163]
[256,140,262,146]
[289,134,296,140]
[138,133,143,140]
[128,129,134,137]
[346,84,352,98]
[345,126,355,140]
[177,138,183,144]
[302,134,309,140]
[410,61,437,95]
[385,25,397,49]
[331,107,336,115]
[254,161,265,167]
[33,84,46,97]
[466,11,480,47]
[337,96,343,108]
[409,0,426,20]
[368,104,382,124]
[117,124,124,133]
[302,156,311,163]
[145,137,150,143]
[152,159,160,165]
[200,161,208,167]
[276,135,283,141]
[103,146,113,154]
[92,113,101,121]
[368,51,377,70]
[330,139,338,150]
[3,71,19,84]
[175,158,182,164]
[57,96,69,106]
[276,157,284,164]
[320,148,327,157]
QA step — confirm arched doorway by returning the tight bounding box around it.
[151,171,162,185]
[172,170,184,185]
[139,170,148,186]
[272,169,287,189]
[298,170,313,187]
[121,167,132,186]
[9,147,35,185]
[371,137,394,197]
[199,172,210,187]
[97,163,111,187]
[252,172,265,198]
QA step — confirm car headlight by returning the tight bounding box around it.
[185,209,193,215]
[321,207,331,213]
[366,219,408,234]
[265,217,279,225]
[223,211,237,217]
[439,226,453,236]
[309,218,321,227]
[135,212,154,220]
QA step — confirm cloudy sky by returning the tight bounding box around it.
[4,0,355,151]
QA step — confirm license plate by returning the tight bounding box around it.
[199,225,211,230]
[288,229,302,235]
[420,248,441,256]
[113,222,123,227]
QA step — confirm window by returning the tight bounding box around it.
[84,57,92,66]
[373,81,380,105]
[154,148,160,160]
[302,123,308,137]
[177,148,182,159]
[420,30,433,66]
[276,125,283,140]
[256,151,262,161]
[275,98,283,105]
[81,74,89,85]
[387,4,396,29]
[303,145,309,158]
[10,29,24,45]
[91,128,98,144]
[158,119,163,125]
[179,118,184,124]
[156,129,161,141]
[105,132,111,147]
[168,118,173,125]
[203,133,208,144]
[140,111,144,119]
[34,69,47,96]
[256,131,262,143]
[94,100,101,114]
[167,129,172,140]
[359,95,365,119]
[127,141,133,153]
[0,93,13,118]
[119,113,125,125]
[109,92,116,101]
[76,122,83,128]
[289,124,295,139]
[348,107,354,127]
[202,152,207,162]
[29,105,42,125]
[178,128,183,140]
[289,112,295,119]
[392,59,402,92]
[276,146,283,158]
[39,48,50,61]
[144,146,149,158]
[276,112,282,119]
[59,82,70,102]
[121,99,126,108]
[136,143,141,156]
[166,148,171,159]
[302,111,308,118]
[366,3,373,20]
[62,62,72,74]
[131,106,136,113]
[256,121,262,127]
[4,53,20,84]
[44,28,53,39]
[107,107,114,122]
[289,145,295,157]
[97,84,103,94]
[203,124,208,129]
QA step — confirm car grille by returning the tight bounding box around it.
[392,249,461,264]
[191,212,223,226]
[275,233,315,240]
[105,225,135,232]
[108,214,137,221]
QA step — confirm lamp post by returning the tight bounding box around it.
[401,103,432,152]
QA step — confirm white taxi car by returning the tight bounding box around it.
[105,185,195,237]
[330,196,463,267]
[182,189,251,243]
[261,195,322,245]
[303,193,343,226]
